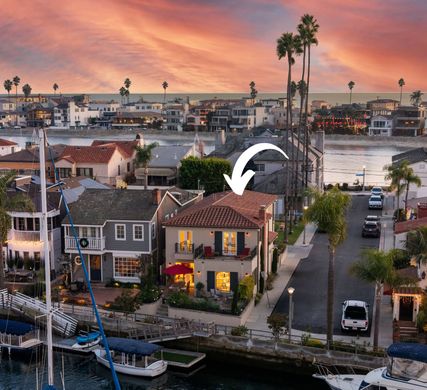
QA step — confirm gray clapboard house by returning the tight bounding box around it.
[62,187,202,283]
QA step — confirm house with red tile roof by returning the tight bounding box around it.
[55,142,137,185]
[0,138,20,156]
[163,190,278,297]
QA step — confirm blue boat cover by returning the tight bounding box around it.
[387,343,427,363]
[77,331,100,344]
[102,337,162,356]
[0,319,33,336]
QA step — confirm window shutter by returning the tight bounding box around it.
[207,271,215,291]
[214,231,222,255]
[230,272,239,292]
[237,232,245,255]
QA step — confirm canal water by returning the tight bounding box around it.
[0,352,324,389]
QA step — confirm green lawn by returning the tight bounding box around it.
[154,350,195,364]
[275,221,305,246]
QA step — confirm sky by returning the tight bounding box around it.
[1,0,426,93]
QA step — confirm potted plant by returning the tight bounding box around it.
[195,282,205,297]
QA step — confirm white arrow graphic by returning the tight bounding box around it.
[224,143,288,196]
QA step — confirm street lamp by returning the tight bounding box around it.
[362,165,366,192]
[303,205,308,245]
[287,287,295,342]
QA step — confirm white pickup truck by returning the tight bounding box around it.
[368,195,383,209]
[341,300,369,332]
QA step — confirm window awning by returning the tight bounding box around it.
[135,167,176,179]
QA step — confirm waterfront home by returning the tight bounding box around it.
[4,177,62,273]
[0,98,16,112]
[163,190,277,296]
[55,143,135,185]
[392,106,426,136]
[0,144,66,179]
[0,138,20,156]
[135,144,200,187]
[26,105,52,127]
[366,98,399,116]
[53,101,100,129]
[62,188,202,283]
[120,102,163,114]
[368,115,393,136]
[112,111,163,129]
[163,103,189,131]
[229,106,267,132]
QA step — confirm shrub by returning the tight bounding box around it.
[267,313,288,342]
[231,325,249,337]
[238,275,255,302]
[195,282,204,291]
[255,293,262,305]
[110,290,140,313]
[138,287,161,304]
[389,249,411,270]
[272,248,278,274]
[266,273,275,291]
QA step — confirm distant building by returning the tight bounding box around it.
[112,111,163,129]
[0,138,20,156]
[26,105,52,127]
[368,115,393,136]
[53,101,100,129]
[163,103,189,131]
[392,106,426,136]
[311,100,331,111]
[367,98,399,116]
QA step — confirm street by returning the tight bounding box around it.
[273,195,380,335]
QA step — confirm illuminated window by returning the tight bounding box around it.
[216,272,230,292]
[114,257,139,279]
[223,232,237,255]
[178,230,193,253]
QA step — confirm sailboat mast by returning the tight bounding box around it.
[39,128,55,388]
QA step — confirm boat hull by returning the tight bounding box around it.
[94,349,167,378]
[313,373,364,390]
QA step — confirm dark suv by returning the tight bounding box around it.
[362,221,380,238]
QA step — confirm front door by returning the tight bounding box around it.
[399,296,414,321]
[90,255,102,281]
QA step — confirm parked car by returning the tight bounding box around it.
[368,195,383,209]
[371,186,384,198]
[362,221,380,238]
[341,300,369,332]
[365,215,381,226]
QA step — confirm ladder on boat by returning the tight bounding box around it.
[0,289,78,337]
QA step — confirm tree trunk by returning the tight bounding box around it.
[144,166,148,190]
[286,57,293,235]
[350,90,352,104]
[373,282,382,351]
[0,242,5,290]
[327,244,335,346]
[304,46,312,189]
[400,87,402,105]
[405,182,410,212]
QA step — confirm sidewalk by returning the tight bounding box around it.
[245,223,317,332]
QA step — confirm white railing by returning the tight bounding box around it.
[65,236,105,251]
[12,231,41,241]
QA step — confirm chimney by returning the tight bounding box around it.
[259,205,266,222]
[152,188,162,206]
[215,129,226,147]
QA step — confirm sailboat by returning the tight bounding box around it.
[38,129,122,389]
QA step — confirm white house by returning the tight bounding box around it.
[53,101,100,129]
[163,103,189,131]
[89,101,121,115]
[368,115,393,136]
[0,138,20,156]
[121,102,163,113]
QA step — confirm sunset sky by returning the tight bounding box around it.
[1,0,426,93]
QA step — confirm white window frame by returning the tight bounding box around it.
[113,256,140,282]
[115,224,126,241]
[152,222,156,239]
[133,224,144,241]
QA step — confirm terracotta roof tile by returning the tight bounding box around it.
[0,138,18,146]
[58,145,117,164]
[91,140,138,158]
[394,217,427,234]
[164,190,277,229]
[268,231,278,243]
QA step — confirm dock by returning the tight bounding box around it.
[157,348,206,369]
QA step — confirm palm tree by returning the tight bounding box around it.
[384,160,409,218]
[53,83,59,96]
[3,80,13,120]
[350,249,405,350]
[162,81,168,103]
[398,78,405,105]
[410,90,423,107]
[249,81,258,106]
[0,172,35,289]
[119,86,127,105]
[304,187,351,345]
[277,32,302,234]
[300,14,319,190]
[348,81,355,104]
[22,84,32,99]
[406,227,427,265]
[124,78,131,103]
[134,142,158,189]
[12,76,20,126]
[402,166,421,210]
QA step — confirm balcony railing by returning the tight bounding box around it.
[174,242,194,254]
[196,245,257,261]
[12,231,41,241]
[65,236,105,251]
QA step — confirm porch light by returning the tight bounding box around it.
[210,231,214,235]
[197,270,201,275]
[245,232,249,236]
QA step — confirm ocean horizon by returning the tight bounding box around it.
[0,92,417,106]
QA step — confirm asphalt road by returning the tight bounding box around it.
[273,195,379,336]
